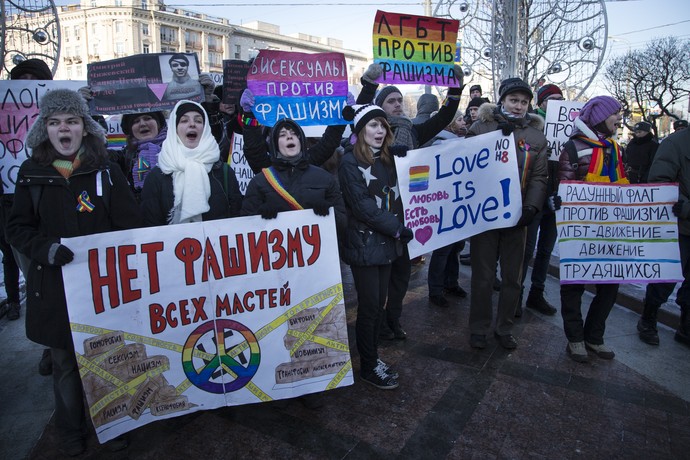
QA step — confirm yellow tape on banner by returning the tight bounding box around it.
[289,292,342,355]
[78,344,125,378]
[326,360,352,390]
[244,381,272,402]
[286,330,349,353]
[175,379,193,395]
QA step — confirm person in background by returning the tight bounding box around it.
[624,121,658,184]
[140,100,242,226]
[339,103,411,390]
[673,119,688,132]
[517,83,564,317]
[557,96,627,362]
[465,77,548,350]
[639,121,690,348]
[412,93,440,124]
[6,89,141,456]
[469,84,483,100]
[7,58,53,376]
[114,111,168,202]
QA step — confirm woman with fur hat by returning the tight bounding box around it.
[339,103,413,390]
[6,88,142,456]
[140,100,242,226]
[465,77,548,351]
[240,118,346,229]
[557,95,626,363]
[113,111,168,202]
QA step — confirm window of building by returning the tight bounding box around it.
[75,65,83,78]
[115,42,125,57]
[91,23,97,35]
[209,51,222,66]
[73,26,80,40]
[114,0,123,6]
[90,42,99,57]
[235,44,241,59]
[142,23,149,35]
[90,1,97,7]
[63,27,70,42]
[141,0,148,10]
[208,35,221,51]
[160,26,177,43]
[115,21,123,34]
[184,30,201,48]
[66,68,73,79]
[143,44,150,54]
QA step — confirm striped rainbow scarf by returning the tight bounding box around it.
[52,146,84,179]
[575,136,629,184]
[262,167,304,210]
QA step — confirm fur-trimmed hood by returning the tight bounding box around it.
[477,102,544,131]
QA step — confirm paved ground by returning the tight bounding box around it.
[1,253,689,460]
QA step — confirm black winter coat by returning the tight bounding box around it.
[338,149,404,266]
[7,159,142,349]
[140,161,243,227]
[241,157,346,230]
[624,133,658,183]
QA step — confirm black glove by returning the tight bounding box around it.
[312,201,330,217]
[516,206,537,227]
[497,122,515,136]
[259,202,279,219]
[548,193,562,212]
[49,243,74,266]
[390,145,409,158]
[672,200,684,218]
[399,227,414,244]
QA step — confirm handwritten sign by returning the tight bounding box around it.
[62,211,353,443]
[88,53,203,114]
[222,60,251,107]
[395,131,522,258]
[556,181,683,284]
[0,80,86,193]
[373,10,461,87]
[227,133,255,195]
[246,50,348,127]
[543,100,584,160]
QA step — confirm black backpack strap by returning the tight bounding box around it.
[563,140,579,169]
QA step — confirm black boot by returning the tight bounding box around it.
[637,299,660,345]
[674,304,690,347]
[525,289,557,315]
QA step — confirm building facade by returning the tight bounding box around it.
[3,0,369,84]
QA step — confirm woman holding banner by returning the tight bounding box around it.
[338,103,412,390]
[140,100,242,226]
[557,96,627,363]
[6,89,142,456]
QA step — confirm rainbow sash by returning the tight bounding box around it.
[262,167,304,210]
[575,136,629,184]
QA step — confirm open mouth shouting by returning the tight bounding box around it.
[176,110,205,149]
[46,113,86,157]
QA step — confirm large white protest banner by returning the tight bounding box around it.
[543,100,584,160]
[0,80,85,193]
[62,211,352,443]
[395,130,522,258]
[557,181,683,284]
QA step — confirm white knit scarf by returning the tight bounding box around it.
[157,100,220,224]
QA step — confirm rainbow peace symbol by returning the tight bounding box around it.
[182,319,260,394]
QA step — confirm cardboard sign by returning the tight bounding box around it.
[0,80,86,193]
[88,53,204,114]
[227,133,255,195]
[246,50,348,127]
[373,10,461,87]
[556,181,683,284]
[543,100,584,160]
[395,131,522,258]
[222,60,251,106]
[62,211,353,443]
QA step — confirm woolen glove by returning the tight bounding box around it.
[78,86,93,101]
[516,206,537,227]
[312,201,331,217]
[362,63,383,84]
[240,89,255,113]
[672,200,685,217]
[259,202,279,219]
[548,193,562,212]
[390,145,409,158]
[198,73,216,102]
[399,227,414,244]
[497,122,515,136]
[48,243,74,266]
[452,64,465,89]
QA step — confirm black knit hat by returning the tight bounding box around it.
[342,104,387,135]
[175,102,205,126]
[375,86,402,107]
[674,119,688,130]
[467,97,486,109]
[498,77,533,102]
[121,111,167,136]
[10,58,53,80]
[633,121,652,132]
[469,84,482,94]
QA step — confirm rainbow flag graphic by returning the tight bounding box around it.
[409,165,430,192]
[107,134,126,149]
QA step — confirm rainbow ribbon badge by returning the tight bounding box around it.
[137,156,151,181]
[76,191,95,213]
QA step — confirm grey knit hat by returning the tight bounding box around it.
[375,85,402,107]
[26,89,106,149]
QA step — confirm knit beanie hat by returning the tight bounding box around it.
[498,77,533,102]
[536,84,563,106]
[175,102,205,126]
[10,58,53,80]
[121,111,167,136]
[26,89,106,149]
[269,118,307,163]
[633,121,652,132]
[577,96,621,129]
[469,84,482,94]
[467,97,486,109]
[342,103,387,135]
[375,85,402,107]
[674,119,688,130]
